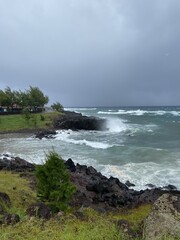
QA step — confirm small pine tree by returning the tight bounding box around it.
[35,151,76,212]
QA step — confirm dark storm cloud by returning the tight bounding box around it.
[0,0,180,106]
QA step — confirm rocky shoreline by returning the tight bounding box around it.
[0,154,180,239]
[0,153,179,211]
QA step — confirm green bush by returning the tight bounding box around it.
[35,151,76,212]
[51,102,64,112]
[40,114,45,121]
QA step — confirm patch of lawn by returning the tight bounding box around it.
[0,171,37,218]
[0,112,60,132]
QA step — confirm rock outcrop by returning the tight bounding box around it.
[53,111,106,131]
[67,160,180,211]
[35,129,57,139]
[143,193,180,239]
[0,154,35,172]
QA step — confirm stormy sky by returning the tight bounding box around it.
[0,0,180,107]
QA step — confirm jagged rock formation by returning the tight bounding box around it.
[53,111,106,131]
[66,159,180,211]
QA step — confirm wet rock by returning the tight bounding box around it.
[125,180,136,187]
[108,177,128,191]
[35,129,57,139]
[86,166,97,175]
[0,155,35,172]
[65,158,76,172]
[76,164,87,173]
[143,193,180,240]
[145,183,156,189]
[53,111,106,130]
[26,202,51,219]
[162,184,177,191]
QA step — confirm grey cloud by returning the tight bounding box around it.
[0,0,180,106]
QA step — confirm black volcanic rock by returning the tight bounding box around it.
[53,111,106,131]
[0,154,35,172]
[67,159,180,210]
[35,129,57,139]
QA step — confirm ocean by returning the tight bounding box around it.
[0,106,180,190]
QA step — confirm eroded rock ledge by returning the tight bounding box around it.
[53,111,106,131]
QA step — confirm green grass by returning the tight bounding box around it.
[0,112,60,132]
[0,171,122,239]
[0,171,136,239]
[0,171,37,217]
[0,171,177,240]
[0,216,123,240]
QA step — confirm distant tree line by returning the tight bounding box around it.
[0,86,49,113]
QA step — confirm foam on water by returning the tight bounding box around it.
[98,109,147,115]
[100,161,180,190]
[98,109,180,116]
[65,138,112,149]
[170,111,180,116]
[65,107,97,111]
[55,130,112,149]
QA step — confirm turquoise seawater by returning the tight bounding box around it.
[0,106,180,190]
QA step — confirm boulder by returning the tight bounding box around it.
[2,214,20,225]
[143,193,180,239]
[35,129,57,139]
[53,111,106,131]
[26,202,51,219]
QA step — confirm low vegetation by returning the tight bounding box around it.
[0,169,177,239]
[0,169,153,240]
[0,112,60,132]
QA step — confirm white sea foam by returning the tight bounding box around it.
[98,109,180,116]
[170,111,180,116]
[65,107,97,112]
[106,118,128,133]
[66,138,112,149]
[98,109,147,115]
[55,131,112,149]
[100,161,180,190]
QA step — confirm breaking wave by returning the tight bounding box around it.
[101,161,180,190]
[105,118,128,133]
[98,109,180,116]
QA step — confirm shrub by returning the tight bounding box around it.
[35,151,76,212]
[51,102,64,112]
[40,115,45,121]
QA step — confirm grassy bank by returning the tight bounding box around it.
[0,171,153,240]
[0,112,60,133]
